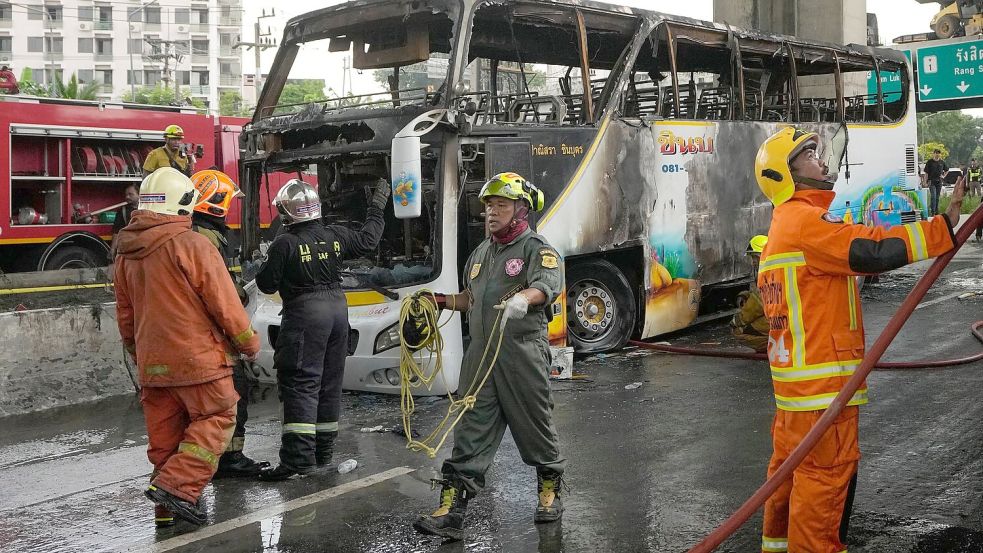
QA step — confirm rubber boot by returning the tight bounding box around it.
[214,450,270,478]
[257,464,309,481]
[412,479,470,541]
[154,504,176,528]
[534,471,564,523]
[315,432,336,466]
[145,485,206,526]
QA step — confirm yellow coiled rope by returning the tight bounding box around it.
[398,290,508,458]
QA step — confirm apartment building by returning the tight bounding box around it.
[0,0,245,112]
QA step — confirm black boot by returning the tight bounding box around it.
[154,504,176,528]
[257,464,309,481]
[534,471,564,523]
[315,432,337,466]
[145,485,206,526]
[215,451,270,478]
[413,479,470,541]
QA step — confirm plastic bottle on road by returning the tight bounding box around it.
[338,459,358,474]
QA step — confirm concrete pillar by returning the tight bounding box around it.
[713,0,869,100]
[713,0,866,45]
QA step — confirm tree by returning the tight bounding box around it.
[278,80,327,105]
[917,111,983,165]
[122,85,205,109]
[17,68,49,97]
[219,90,251,116]
[51,73,100,101]
[918,141,949,161]
[372,67,433,92]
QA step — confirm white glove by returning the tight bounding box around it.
[494,294,529,321]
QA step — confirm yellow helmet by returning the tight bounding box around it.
[163,124,185,139]
[478,172,545,212]
[755,127,819,206]
[747,235,768,254]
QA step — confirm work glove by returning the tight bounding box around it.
[494,293,529,321]
[371,180,392,210]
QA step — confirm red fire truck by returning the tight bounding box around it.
[0,94,288,272]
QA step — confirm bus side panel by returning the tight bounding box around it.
[829,116,923,227]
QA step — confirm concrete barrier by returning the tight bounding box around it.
[0,302,136,418]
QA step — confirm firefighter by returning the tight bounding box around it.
[189,169,269,478]
[255,178,389,480]
[755,128,962,553]
[731,235,769,353]
[968,159,983,241]
[114,167,260,526]
[144,125,196,177]
[412,172,566,541]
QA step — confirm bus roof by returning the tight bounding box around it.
[280,0,907,67]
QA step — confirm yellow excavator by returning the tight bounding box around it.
[920,0,983,39]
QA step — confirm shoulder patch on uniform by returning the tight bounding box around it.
[469,263,481,279]
[505,258,524,277]
[541,255,558,268]
[822,212,844,224]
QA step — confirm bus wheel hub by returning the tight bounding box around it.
[574,285,613,333]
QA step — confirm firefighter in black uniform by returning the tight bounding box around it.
[256,178,389,480]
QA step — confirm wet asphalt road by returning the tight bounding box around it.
[3,245,983,552]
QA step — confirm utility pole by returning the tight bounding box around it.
[233,9,277,103]
[143,38,185,102]
[128,0,159,99]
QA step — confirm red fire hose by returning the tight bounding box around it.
[628,319,983,369]
[639,207,983,553]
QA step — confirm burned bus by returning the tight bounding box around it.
[239,0,918,394]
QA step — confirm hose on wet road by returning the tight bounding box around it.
[637,206,983,553]
[627,320,983,369]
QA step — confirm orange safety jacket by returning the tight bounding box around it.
[758,189,955,411]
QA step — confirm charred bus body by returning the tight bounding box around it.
[240,0,916,394]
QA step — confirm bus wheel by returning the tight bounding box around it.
[565,259,635,353]
[41,246,104,270]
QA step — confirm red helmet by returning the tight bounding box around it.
[191,170,242,218]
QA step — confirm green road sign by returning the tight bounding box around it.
[866,50,909,105]
[916,39,983,102]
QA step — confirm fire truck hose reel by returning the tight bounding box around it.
[397,290,507,459]
[680,204,983,553]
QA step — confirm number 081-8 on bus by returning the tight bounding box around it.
[239,0,918,394]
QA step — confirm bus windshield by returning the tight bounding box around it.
[259,4,457,118]
[249,3,461,290]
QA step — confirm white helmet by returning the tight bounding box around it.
[273,179,321,225]
[139,167,199,216]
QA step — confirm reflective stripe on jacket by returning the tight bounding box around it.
[758,189,955,411]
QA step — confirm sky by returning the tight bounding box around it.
[241,0,944,60]
[239,0,962,108]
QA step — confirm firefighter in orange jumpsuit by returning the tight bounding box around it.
[115,167,260,526]
[755,128,963,553]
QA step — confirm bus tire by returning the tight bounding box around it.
[41,245,104,270]
[565,259,635,353]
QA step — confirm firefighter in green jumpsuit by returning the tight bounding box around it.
[412,172,566,541]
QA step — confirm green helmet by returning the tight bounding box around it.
[478,172,545,212]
